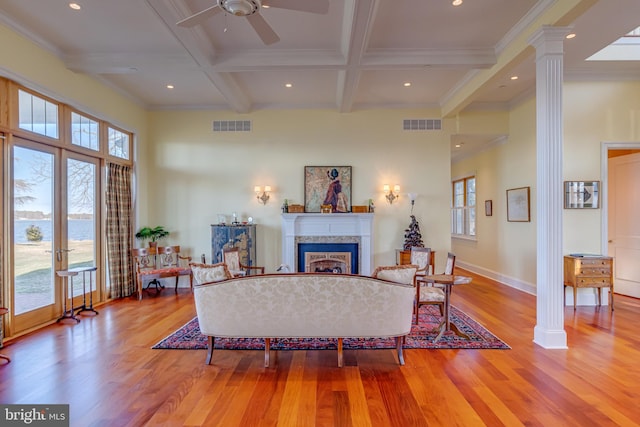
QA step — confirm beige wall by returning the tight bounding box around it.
[453,81,640,293]
[147,109,454,272]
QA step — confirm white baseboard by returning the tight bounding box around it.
[456,260,611,306]
[456,260,536,296]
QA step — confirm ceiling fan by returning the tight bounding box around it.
[176,0,330,45]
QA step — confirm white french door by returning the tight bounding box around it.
[10,137,100,333]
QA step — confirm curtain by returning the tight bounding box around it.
[106,163,134,298]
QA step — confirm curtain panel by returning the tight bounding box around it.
[106,163,134,299]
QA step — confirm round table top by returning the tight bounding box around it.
[56,270,79,277]
[419,274,472,285]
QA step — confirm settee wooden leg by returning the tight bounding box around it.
[206,336,214,365]
[337,338,343,367]
[396,336,405,365]
[264,338,270,367]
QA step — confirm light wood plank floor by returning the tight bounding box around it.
[1,270,639,426]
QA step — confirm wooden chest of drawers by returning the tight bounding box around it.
[563,255,614,310]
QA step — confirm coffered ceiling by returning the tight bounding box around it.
[0,0,639,159]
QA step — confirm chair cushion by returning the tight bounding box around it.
[419,286,445,302]
[372,265,417,286]
[190,262,232,285]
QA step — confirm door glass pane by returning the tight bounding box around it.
[13,146,55,315]
[67,158,96,296]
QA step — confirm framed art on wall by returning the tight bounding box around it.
[506,187,530,222]
[485,200,493,216]
[304,166,352,213]
[564,181,599,209]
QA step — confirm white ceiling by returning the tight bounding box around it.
[0,0,639,160]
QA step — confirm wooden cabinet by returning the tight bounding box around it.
[563,255,614,310]
[211,225,258,273]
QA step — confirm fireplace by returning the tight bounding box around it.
[298,243,358,274]
[281,213,373,275]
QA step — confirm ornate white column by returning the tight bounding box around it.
[529,26,569,349]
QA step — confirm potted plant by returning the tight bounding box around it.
[135,226,170,248]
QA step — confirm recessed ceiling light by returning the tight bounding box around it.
[69,3,81,10]
[566,33,576,39]
[285,83,293,88]
[452,0,463,6]
[403,82,411,87]
[455,144,462,148]
[166,84,174,89]
[510,76,519,80]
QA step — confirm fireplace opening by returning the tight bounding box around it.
[297,243,358,274]
[306,252,351,274]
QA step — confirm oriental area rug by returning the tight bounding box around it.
[152,305,509,350]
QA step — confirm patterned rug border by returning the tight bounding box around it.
[152,305,510,350]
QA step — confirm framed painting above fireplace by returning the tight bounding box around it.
[304,166,352,213]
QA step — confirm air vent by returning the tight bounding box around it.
[403,119,442,131]
[213,120,252,132]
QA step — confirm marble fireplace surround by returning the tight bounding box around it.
[281,213,374,275]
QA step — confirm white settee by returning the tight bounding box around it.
[192,271,415,367]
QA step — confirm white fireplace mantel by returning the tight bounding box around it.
[281,213,374,275]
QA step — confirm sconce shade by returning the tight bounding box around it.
[384,184,400,204]
[255,185,271,205]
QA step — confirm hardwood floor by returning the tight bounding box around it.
[1,271,639,426]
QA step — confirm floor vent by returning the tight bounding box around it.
[213,120,252,132]
[403,119,442,131]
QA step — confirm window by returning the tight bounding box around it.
[71,112,99,151]
[451,176,476,238]
[108,126,130,160]
[18,89,59,139]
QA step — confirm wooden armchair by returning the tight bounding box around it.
[222,247,264,277]
[410,247,433,282]
[415,252,456,323]
[131,245,193,300]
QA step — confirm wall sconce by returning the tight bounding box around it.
[255,185,271,205]
[384,184,400,204]
[408,192,417,212]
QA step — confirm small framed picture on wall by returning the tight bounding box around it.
[564,181,599,209]
[485,200,492,216]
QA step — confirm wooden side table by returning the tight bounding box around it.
[563,255,614,310]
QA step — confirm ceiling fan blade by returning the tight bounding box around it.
[246,14,280,45]
[263,0,329,14]
[176,5,222,27]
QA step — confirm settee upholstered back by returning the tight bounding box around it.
[193,273,414,339]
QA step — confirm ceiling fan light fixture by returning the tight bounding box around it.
[219,0,261,16]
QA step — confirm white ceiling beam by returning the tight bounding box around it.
[145,0,251,112]
[336,0,378,113]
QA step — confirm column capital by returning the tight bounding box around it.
[528,25,573,57]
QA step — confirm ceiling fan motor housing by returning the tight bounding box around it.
[219,0,261,16]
